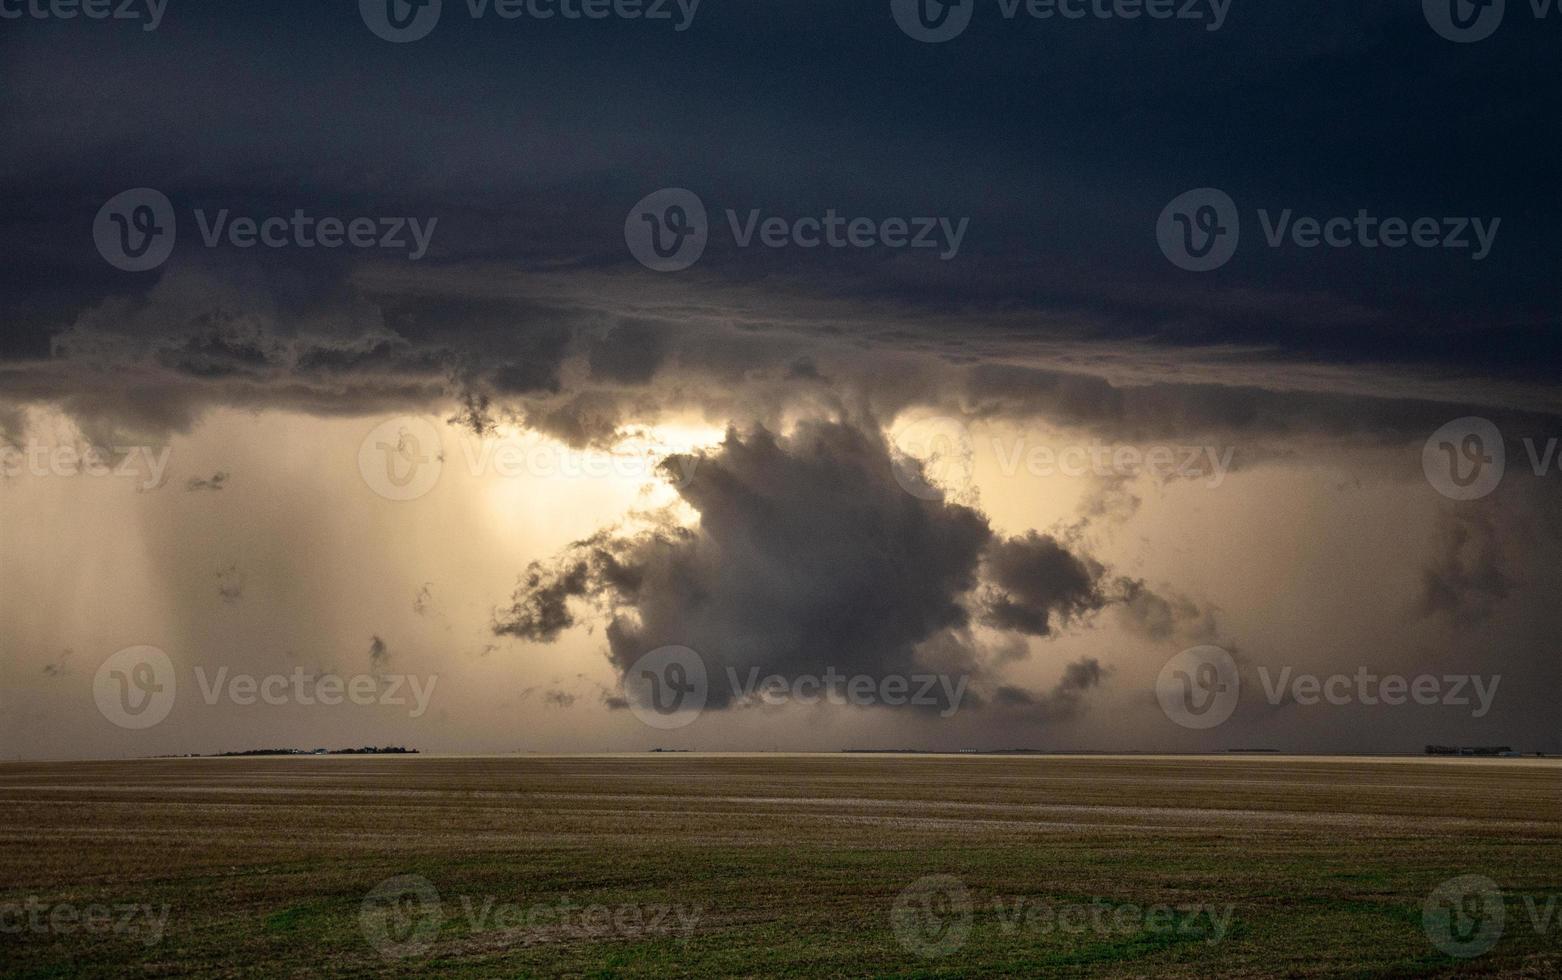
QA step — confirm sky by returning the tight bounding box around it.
[1,0,1559,759]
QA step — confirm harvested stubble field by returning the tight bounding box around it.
[0,754,1558,977]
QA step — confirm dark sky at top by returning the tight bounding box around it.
[2,0,1559,388]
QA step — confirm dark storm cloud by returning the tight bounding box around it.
[8,247,1559,462]
[522,391,629,448]
[494,417,1189,713]
[0,404,26,447]
[185,471,229,492]
[494,418,990,707]
[497,558,594,643]
[543,689,577,708]
[978,532,1105,636]
[368,635,389,670]
[520,676,627,710]
[588,321,667,385]
[41,650,72,678]
[2,0,1560,447]
[1417,510,1514,627]
[1113,580,1222,645]
[989,657,1108,722]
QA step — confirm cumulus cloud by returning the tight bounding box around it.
[494,417,1170,715]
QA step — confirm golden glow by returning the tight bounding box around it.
[473,421,726,534]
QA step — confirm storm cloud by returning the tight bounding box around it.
[495,417,1180,714]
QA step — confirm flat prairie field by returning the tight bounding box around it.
[0,754,1558,978]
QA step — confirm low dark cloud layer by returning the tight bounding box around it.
[1418,511,1513,627]
[990,657,1108,723]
